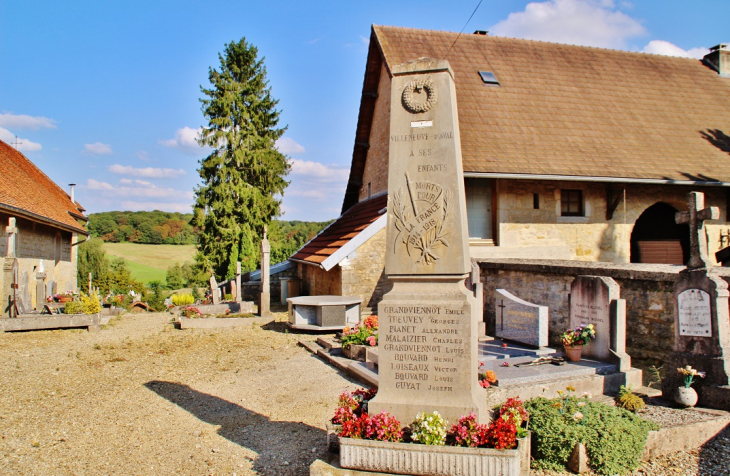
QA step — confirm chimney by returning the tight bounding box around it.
[69,183,76,204]
[703,44,730,78]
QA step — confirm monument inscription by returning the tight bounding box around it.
[677,289,712,337]
[569,276,619,361]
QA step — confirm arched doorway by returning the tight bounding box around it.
[630,203,689,264]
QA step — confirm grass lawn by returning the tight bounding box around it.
[103,243,196,284]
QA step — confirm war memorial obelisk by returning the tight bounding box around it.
[368,58,487,424]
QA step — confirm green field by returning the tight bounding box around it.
[103,243,197,284]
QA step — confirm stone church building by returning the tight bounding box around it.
[292,25,730,310]
[1,140,88,314]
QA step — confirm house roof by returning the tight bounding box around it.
[0,140,88,234]
[292,194,387,270]
[343,25,730,212]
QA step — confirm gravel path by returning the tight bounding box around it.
[0,312,355,475]
[1,312,728,476]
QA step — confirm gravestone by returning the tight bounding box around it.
[235,261,242,303]
[368,58,487,425]
[230,279,237,302]
[569,276,631,370]
[36,271,46,310]
[209,273,220,305]
[662,192,730,410]
[2,218,18,317]
[494,289,548,348]
[259,226,272,317]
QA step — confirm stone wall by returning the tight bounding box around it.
[478,258,730,361]
[298,262,341,297]
[340,227,392,309]
[470,180,728,264]
[358,63,391,202]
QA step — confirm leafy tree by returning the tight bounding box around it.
[166,263,185,290]
[77,238,110,290]
[193,38,290,279]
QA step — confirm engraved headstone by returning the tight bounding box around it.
[663,192,730,410]
[494,289,548,348]
[235,261,242,303]
[368,58,486,425]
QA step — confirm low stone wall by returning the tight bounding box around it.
[477,259,730,361]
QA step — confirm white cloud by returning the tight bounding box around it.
[289,158,349,182]
[642,40,708,59]
[136,151,151,161]
[0,113,57,130]
[84,142,113,155]
[0,127,42,152]
[108,164,186,179]
[85,178,193,201]
[276,137,306,155]
[287,189,329,200]
[160,126,203,154]
[490,0,646,49]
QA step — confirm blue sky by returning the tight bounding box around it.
[1,0,727,221]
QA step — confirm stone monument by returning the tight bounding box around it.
[662,192,730,410]
[235,261,242,303]
[2,218,18,318]
[494,289,549,348]
[368,58,487,425]
[209,273,220,305]
[259,226,272,317]
[36,263,47,311]
[569,276,631,371]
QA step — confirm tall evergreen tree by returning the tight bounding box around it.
[194,38,290,279]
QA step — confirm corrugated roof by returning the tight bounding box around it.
[343,26,730,213]
[292,194,387,266]
[0,140,88,234]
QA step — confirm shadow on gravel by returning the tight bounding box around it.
[698,424,730,475]
[145,380,326,475]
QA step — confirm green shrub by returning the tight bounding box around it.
[63,301,85,314]
[64,294,101,314]
[525,391,658,475]
[617,385,645,413]
[410,411,447,445]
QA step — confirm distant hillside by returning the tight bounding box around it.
[87,211,332,262]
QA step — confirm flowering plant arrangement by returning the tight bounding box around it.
[447,413,485,447]
[341,316,379,348]
[561,323,596,347]
[331,388,377,424]
[410,411,448,445]
[498,397,529,438]
[181,306,202,318]
[478,362,498,388]
[677,365,706,388]
[446,412,519,450]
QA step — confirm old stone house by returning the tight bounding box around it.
[292,25,730,309]
[1,140,88,314]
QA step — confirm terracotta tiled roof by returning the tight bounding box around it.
[292,194,387,267]
[0,140,88,234]
[371,25,730,181]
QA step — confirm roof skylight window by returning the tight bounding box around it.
[478,71,500,86]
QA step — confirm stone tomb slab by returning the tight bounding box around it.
[569,276,619,361]
[494,289,548,348]
[478,337,554,361]
[677,288,713,337]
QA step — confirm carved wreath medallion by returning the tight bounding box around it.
[401,78,437,113]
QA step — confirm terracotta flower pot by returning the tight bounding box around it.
[564,344,583,362]
[675,386,698,407]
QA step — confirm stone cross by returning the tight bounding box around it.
[235,261,242,302]
[676,192,719,268]
[5,217,17,258]
[259,226,272,317]
[209,273,220,305]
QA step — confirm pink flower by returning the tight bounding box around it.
[366,336,377,346]
[479,380,490,388]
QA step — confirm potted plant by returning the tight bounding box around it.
[560,323,596,362]
[675,365,705,407]
[340,315,378,361]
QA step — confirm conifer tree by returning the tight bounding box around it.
[194,38,290,279]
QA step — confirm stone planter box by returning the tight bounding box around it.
[342,344,369,361]
[339,435,530,476]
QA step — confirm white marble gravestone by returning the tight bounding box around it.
[677,289,713,337]
[368,58,487,425]
[494,289,548,348]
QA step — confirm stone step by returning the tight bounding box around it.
[366,347,378,365]
[298,339,324,355]
[317,336,342,351]
[348,361,379,388]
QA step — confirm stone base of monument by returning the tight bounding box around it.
[0,313,102,332]
[194,302,255,316]
[328,434,530,476]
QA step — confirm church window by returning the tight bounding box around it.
[561,189,584,216]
